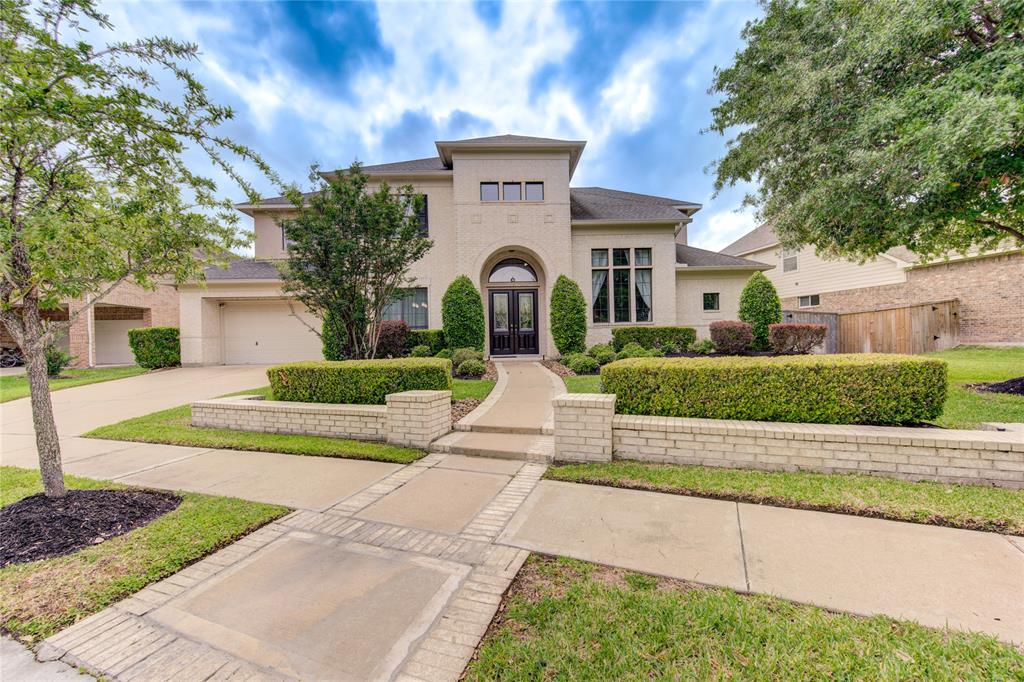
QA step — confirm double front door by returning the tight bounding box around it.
[489,289,538,355]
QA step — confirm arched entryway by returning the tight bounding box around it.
[480,249,546,356]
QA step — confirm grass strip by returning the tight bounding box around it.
[546,461,1024,535]
[0,466,288,641]
[466,555,1024,680]
[0,366,148,403]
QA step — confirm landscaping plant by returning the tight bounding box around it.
[442,276,485,351]
[452,347,484,367]
[738,272,782,350]
[611,326,696,352]
[127,327,181,369]
[407,329,445,355]
[410,345,432,357]
[375,321,410,358]
[710,320,753,355]
[44,345,72,378]
[267,358,452,405]
[0,0,275,498]
[566,355,600,375]
[687,339,715,355]
[457,359,487,378]
[769,323,827,355]
[434,348,452,359]
[587,344,617,366]
[550,275,588,355]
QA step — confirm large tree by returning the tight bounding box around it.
[709,0,1024,260]
[277,164,432,360]
[0,0,274,497]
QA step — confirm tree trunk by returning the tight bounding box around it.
[23,310,67,498]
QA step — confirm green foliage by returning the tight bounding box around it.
[687,339,715,355]
[660,342,680,355]
[407,329,446,355]
[376,321,410,358]
[549,275,588,354]
[452,347,484,367]
[457,359,487,378]
[278,164,432,359]
[615,342,660,361]
[410,345,432,357]
[44,345,72,377]
[567,355,600,375]
[435,348,452,359]
[611,327,696,352]
[738,273,782,350]
[708,0,1024,258]
[322,309,346,361]
[267,359,452,405]
[769,324,827,355]
[710,321,754,355]
[442,276,485,351]
[587,344,617,366]
[127,327,180,369]
[602,355,948,425]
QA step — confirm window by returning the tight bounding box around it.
[591,249,609,267]
[799,294,820,308]
[488,258,537,283]
[591,247,654,324]
[635,269,652,322]
[782,248,799,272]
[613,269,630,323]
[502,182,521,201]
[480,182,499,201]
[591,270,609,323]
[635,248,652,266]
[281,226,293,251]
[401,194,429,236]
[525,182,544,201]
[703,292,720,311]
[383,288,428,329]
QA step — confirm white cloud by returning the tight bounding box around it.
[690,207,758,251]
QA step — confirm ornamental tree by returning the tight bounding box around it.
[549,275,587,355]
[441,276,485,351]
[277,164,432,360]
[738,272,782,350]
[709,0,1024,260]
[0,0,274,498]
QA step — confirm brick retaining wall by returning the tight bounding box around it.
[553,394,1024,488]
[192,390,451,449]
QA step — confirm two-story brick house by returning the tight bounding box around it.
[178,135,768,364]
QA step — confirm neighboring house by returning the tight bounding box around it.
[0,282,179,367]
[178,134,768,365]
[721,223,1024,345]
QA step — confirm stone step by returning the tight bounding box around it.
[454,422,553,436]
[431,432,553,463]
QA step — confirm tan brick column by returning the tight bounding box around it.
[553,393,615,463]
[386,390,452,449]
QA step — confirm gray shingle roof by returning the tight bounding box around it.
[570,187,697,222]
[437,134,583,146]
[204,260,282,280]
[676,244,771,269]
[360,156,449,174]
[720,222,778,256]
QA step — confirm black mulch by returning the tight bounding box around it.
[973,376,1024,397]
[0,489,181,567]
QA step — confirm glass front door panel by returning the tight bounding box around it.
[493,293,509,332]
[518,294,534,331]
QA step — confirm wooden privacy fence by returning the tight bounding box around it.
[782,310,839,353]
[837,300,960,354]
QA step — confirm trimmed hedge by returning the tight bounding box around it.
[442,276,485,351]
[601,355,947,425]
[127,326,180,369]
[710,320,753,355]
[268,358,452,405]
[566,354,599,374]
[769,323,827,355]
[738,272,782,350]
[410,345,432,357]
[407,329,445,355]
[611,326,696,351]
[550,275,587,354]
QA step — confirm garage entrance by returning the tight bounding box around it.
[221,301,323,364]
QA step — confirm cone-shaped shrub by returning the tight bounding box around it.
[550,275,587,355]
[738,272,782,350]
[442,275,485,351]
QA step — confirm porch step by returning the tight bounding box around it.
[453,423,553,436]
[431,432,553,463]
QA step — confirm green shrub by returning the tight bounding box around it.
[566,354,600,374]
[661,341,680,355]
[435,348,451,359]
[127,326,180,369]
[442,276,484,351]
[738,272,782,350]
[769,323,827,355]
[587,344,617,366]
[44,344,72,376]
[601,355,947,425]
[710,320,753,355]
[410,345,432,357]
[687,339,715,355]
[615,341,658,360]
[268,358,452,405]
[453,347,483,367]
[457,358,486,377]
[560,352,587,367]
[407,329,445,355]
[549,275,587,355]
[611,326,696,351]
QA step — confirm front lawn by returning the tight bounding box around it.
[0,466,287,640]
[563,374,600,394]
[84,398,423,464]
[452,378,495,401]
[0,365,148,403]
[547,461,1024,534]
[467,555,1023,680]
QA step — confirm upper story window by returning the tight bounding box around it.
[480,182,499,201]
[525,182,544,201]
[502,182,521,201]
[281,226,293,251]
[591,247,652,324]
[400,194,429,236]
[782,248,799,272]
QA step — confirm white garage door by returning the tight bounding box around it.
[95,319,144,365]
[222,301,323,364]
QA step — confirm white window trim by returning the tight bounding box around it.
[798,294,820,308]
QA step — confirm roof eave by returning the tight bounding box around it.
[436,139,588,177]
[571,219,684,228]
[321,169,453,180]
[675,264,772,271]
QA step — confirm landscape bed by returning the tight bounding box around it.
[465,555,1023,680]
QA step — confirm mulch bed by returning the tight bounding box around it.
[541,359,574,377]
[0,489,181,567]
[453,398,482,426]
[970,376,1024,396]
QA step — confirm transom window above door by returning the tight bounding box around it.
[488,258,538,283]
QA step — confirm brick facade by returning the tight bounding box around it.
[781,252,1024,344]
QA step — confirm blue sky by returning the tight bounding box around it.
[101,0,763,251]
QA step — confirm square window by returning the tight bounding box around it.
[480,182,499,201]
[799,294,820,308]
[502,182,521,201]
[591,249,609,267]
[782,249,799,273]
[635,248,652,266]
[703,292,720,312]
[525,182,544,201]
[613,248,630,267]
